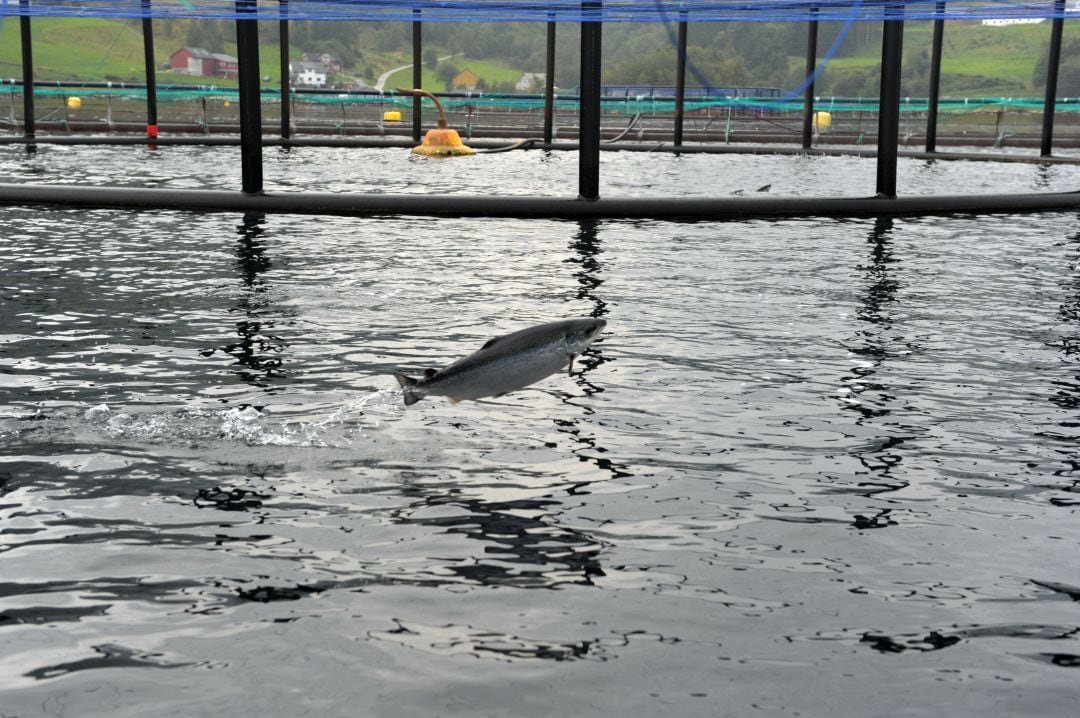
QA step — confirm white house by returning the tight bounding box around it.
[290,61,328,87]
[515,73,546,92]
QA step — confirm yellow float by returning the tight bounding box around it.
[396,87,474,157]
[66,96,82,110]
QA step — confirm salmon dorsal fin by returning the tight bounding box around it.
[480,334,508,351]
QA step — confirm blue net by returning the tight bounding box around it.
[1,1,1076,24]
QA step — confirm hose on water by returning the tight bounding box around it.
[605,113,641,143]
[474,138,540,154]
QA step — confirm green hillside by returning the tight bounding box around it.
[817,20,1058,97]
[0,17,523,90]
[0,16,1068,98]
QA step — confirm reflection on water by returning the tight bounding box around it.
[838,217,913,503]
[3,154,1080,715]
[391,484,605,589]
[557,220,631,481]
[1049,228,1080,481]
[213,212,288,386]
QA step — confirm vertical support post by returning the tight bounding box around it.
[1041,0,1066,158]
[280,0,291,139]
[674,19,687,147]
[925,0,945,153]
[141,0,158,138]
[544,17,556,145]
[876,3,904,198]
[18,0,35,145]
[235,0,263,194]
[801,7,819,149]
[579,1,602,200]
[412,11,422,142]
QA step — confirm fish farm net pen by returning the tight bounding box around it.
[3,88,1080,152]
[3,0,1080,216]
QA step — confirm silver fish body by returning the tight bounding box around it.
[394,318,606,405]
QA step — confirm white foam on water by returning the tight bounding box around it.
[77,389,405,449]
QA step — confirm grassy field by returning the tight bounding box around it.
[0,17,522,91]
[0,16,1060,97]
[384,57,524,93]
[818,20,1054,96]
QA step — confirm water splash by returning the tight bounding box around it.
[79,390,402,448]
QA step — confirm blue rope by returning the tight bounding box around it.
[656,0,864,110]
[0,1,1069,23]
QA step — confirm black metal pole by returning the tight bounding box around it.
[674,19,687,146]
[235,0,263,194]
[579,2,602,200]
[801,7,819,149]
[280,0,290,139]
[544,19,556,145]
[141,0,158,138]
[876,3,905,198]
[19,0,35,145]
[412,12,422,142]
[925,1,945,153]
[1041,0,1066,158]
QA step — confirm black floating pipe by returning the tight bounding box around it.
[141,0,158,138]
[802,7,819,150]
[925,1,945,153]
[235,0,263,194]
[674,19,687,147]
[412,12,422,143]
[1041,0,1066,158]
[579,1,603,200]
[19,0,35,146]
[544,19,556,145]
[4,183,1080,221]
[280,0,290,139]
[876,3,905,198]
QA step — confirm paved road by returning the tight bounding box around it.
[374,54,456,91]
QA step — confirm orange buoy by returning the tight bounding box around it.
[396,87,474,157]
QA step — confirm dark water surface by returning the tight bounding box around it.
[2,145,1080,716]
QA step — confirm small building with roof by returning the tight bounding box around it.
[290,61,329,87]
[169,47,239,78]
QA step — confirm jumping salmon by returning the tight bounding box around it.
[394,318,607,405]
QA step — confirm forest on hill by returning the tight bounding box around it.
[175,17,1080,96]
[2,15,1076,98]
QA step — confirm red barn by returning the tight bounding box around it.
[169,47,239,79]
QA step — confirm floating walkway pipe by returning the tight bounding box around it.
[876,4,904,198]
[1041,0,1066,158]
[802,7,819,150]
[579,1,602,200]
[280,0,291,140]
[412,13,422,143]
[3,184,1080,221]
[674,19,687,147]
[235,0,263,194]
[141,0,158,138]
[18,0,34,145]
[925,1,945,154]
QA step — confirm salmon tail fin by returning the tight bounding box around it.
[394,373,423,406]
